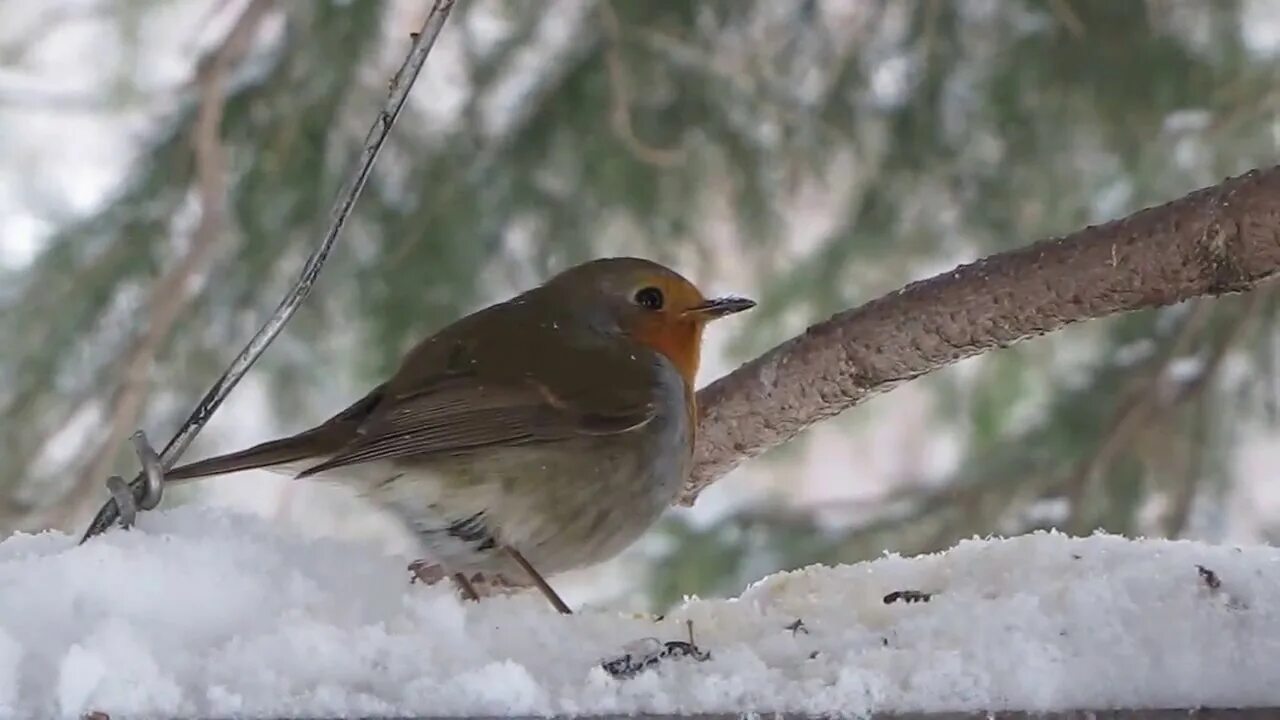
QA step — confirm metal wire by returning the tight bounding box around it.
[79,0,458,543]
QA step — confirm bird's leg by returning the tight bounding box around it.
[407,559,446,585]
[406,560,483,603]
[504,545,572,615]
[451,572,481,602]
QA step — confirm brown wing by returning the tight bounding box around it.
[296,373,653,476]
[296,293,665,476]
[171,286,666,481]
[166,385,386,480]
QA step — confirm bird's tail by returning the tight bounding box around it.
[166,429,335,481]
[165,383,384,482]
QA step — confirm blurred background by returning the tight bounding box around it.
[2,0,1280,611]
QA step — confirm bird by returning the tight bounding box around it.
[163,257,755,612]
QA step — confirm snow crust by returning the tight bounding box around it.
[3,505,1280,718]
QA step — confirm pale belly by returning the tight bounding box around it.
[303,413,692,579]
[279,352,695,581]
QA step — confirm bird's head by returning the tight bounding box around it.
[542,257,755,385]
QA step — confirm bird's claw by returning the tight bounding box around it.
[406,561,528,604]
[408,560,447,585]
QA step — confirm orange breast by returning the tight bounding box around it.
[630,318,702,385]
[629,317,702,444]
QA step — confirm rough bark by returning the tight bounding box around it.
[685,165,1280,505]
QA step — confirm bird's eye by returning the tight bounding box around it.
[634,286,664,310]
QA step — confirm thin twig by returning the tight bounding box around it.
[1159,408,1203,539]
[598,2,684,168]
[1061,301,1213,530]
[50,0,274,531]
[1156,289,1269,536]
[1182,298,1269,401]
[636,29,822,140]
[79,0,459,543]
[1048,0,1086,39]
[827,288,1273,557]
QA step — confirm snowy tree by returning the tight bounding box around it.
[2,0,1279,612]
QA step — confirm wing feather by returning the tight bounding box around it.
[169,287,672,484]
[297,374,654,477]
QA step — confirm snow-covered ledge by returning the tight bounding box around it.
[2,506,1278,719]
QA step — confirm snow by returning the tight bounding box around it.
[2,506,1280,719]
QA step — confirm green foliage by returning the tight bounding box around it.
[3,0,1280,609]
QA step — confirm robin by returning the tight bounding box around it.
[164,257,754,612]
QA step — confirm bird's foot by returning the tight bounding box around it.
[407,560,523,601]
[456,570,525,598]
[407,559,447,585]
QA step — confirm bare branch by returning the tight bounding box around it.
[78,0,459,542]
[685,166,1280,505]
[598,2,685,168]
[1158,289,1270,536]
[44,0,275,531]
[1059,299,1214,530]
[1048,0,1087,39]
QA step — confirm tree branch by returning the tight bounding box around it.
[78,0,459,542]
[1059,299,1214,531]
[685,165,1280,505]
[598,2,685,168]
[43,0,274,531]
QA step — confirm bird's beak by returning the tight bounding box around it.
[684,296,756,320]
